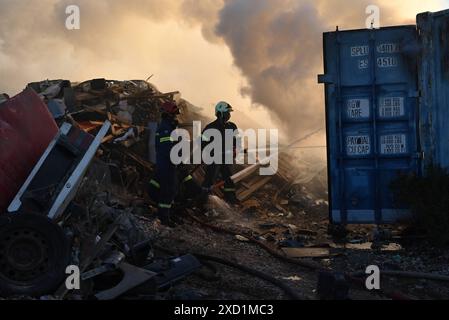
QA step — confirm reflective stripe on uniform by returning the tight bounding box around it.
[158,203,172,209]
[223,188,236,192]
[150,179,160,189]
[159,136,172,143]
[183,175,193,183]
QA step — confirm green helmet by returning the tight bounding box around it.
[215,101,234,116]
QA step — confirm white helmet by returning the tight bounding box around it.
[215,101,234,116]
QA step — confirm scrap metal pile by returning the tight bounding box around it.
[0,78,329,300]
[0,79,210,300]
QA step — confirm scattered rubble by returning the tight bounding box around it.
[1,78,449,300]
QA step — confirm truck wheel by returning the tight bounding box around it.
[0,213,71,298]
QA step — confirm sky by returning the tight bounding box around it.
[0,0,448,141]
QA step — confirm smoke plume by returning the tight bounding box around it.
[0,0,446,136]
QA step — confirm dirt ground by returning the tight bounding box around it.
[136,181,449,301]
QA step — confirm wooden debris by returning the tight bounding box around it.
[231,164,261,184]
[237,176,272,201]
[281,247,335,259]
[235,235,250,242]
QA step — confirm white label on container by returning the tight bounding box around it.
[346,135,371,156]
[358,59,369,69]
[377,57,398,68]
[377,43,400,54]
[346,99,370,119]
[380,134,407,155]
[351,45,369,57]
[379,97,405,118]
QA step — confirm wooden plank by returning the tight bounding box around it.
[240,181,252,189]
[237,176,272,201]
[231,163,261,184]
[78,121,103,133]
[281,247,335,259]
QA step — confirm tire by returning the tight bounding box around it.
[0,213,71,297]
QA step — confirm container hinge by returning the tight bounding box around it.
[318,74,334,84]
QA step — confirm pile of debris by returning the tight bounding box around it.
[0,78,329,300]
[31,78,326,204]
[0,78,216,300]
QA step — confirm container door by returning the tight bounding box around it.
[418,9,449,169]
[320,26,420,224]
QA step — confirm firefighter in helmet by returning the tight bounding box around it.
[201,101,240,205]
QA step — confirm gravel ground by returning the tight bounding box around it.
[135,183,449,300]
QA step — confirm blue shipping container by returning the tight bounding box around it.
[319,26,420,224]
[319,9,449,224]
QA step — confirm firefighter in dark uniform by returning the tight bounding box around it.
[201,101,240,204]
[148,101,180,227]
[149,101,201,226]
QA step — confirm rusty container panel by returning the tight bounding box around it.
[0,88,58,213]
[418,9,449,170]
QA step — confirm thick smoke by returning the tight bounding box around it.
[0,0,445,136]
[214,0,406,135]
[216,0,326,134]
